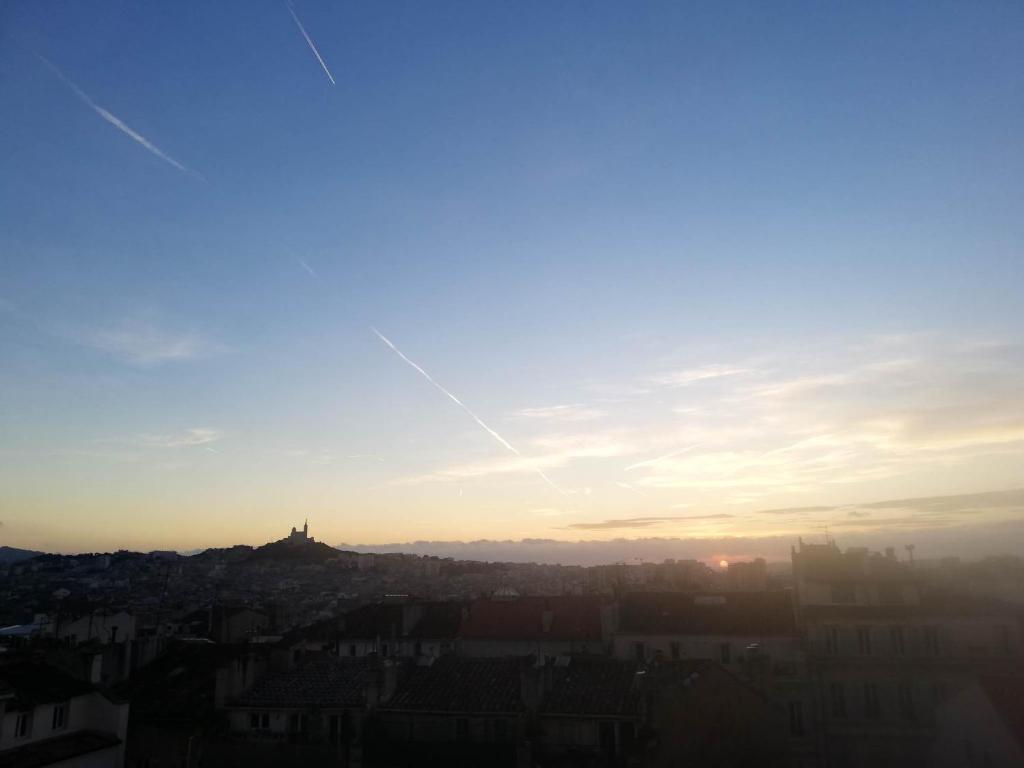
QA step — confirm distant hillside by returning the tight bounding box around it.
[247,538,340,563]
[0,546,44,564]
[189,545,254,562]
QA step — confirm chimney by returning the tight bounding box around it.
[88,652,103,684]
[367,659,400,710]
[600,602,619,646]
[401,604,424,636]
[382,660,398,704]
[520,665,544,713]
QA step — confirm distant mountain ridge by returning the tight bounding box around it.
[0,546,44,564]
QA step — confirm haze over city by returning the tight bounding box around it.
[2,1,1022,560]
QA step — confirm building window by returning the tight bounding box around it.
[825,626,840,655]
[719,642,731,664]
[898,682,915,720]
[830,682,847,718]
[14,712,31,739]
[289,714,306,733]
[788,701,805,736]
[863,683,880,719]
[670,641,681,660]
[414,641,423,657]
[52,703,67,730]
[455,717,469,741]
[633,641,645,662]
[878,583,904,605]
[493,718,508,742]
[923,626,940,656]
[890,626,905,656]
[857,626,872,655]
[830,583,856,603]
[381,643,389,658]
[349,644,357,657]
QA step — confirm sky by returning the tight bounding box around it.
[1,1,1023,560]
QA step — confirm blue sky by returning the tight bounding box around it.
[1,1,1023,556]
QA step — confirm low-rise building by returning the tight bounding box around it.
[0,661,129,767]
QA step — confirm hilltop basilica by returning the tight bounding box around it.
[286,520,313,545]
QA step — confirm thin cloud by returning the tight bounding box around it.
[565,514,733,530]
[650,365,749,388]
[755,505,836,515]
[345,454,385,462]
[513,404,605,423]
[34,53,204,180]
[286,2,336,85]
[135,428,225,448]
[296,257,321,281]
[859,489,1024,513]
[371,327,567,496]
[83,324,216,365]
[625,445,699,472]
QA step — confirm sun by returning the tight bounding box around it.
[719,559,729,568]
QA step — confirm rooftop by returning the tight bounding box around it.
[232,655,373,709]
[619,591,797,636]
[0,662,96,710]
[460,596,606,642]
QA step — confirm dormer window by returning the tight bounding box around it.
[14,712,31,739]
[52,702,67,730]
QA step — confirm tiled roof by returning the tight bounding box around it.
[619,592,796,636]
[0,663,95,709]
[0,730,121,768]
[460,596,605,641]
[337,601,467,640]
[232,655,372,709]
[541,658,643,717]
[405,602,465,639]
[340,604,404,639]
[384,656,526,713]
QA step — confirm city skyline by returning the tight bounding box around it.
[2,1,1023,554]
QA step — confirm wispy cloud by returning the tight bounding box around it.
[372,327,567,495]
[83,323,217,365]
[512,404,605,423]
[755,505,836,515]
[649,365,749,388]
[135,428,225,448]
[398,430,637,485]
[625,445,699,472]
[34,53,204,180]
[564,514,733,530]
[286,2,336,85]
[296,257,321,281]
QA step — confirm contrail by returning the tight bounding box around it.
[286,2,336,85]
[371,327,567,496]
[295,256,321,281]
[625,444,699,472]
[34,53,205,181]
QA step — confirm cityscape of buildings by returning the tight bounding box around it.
[1,523,1022,767]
